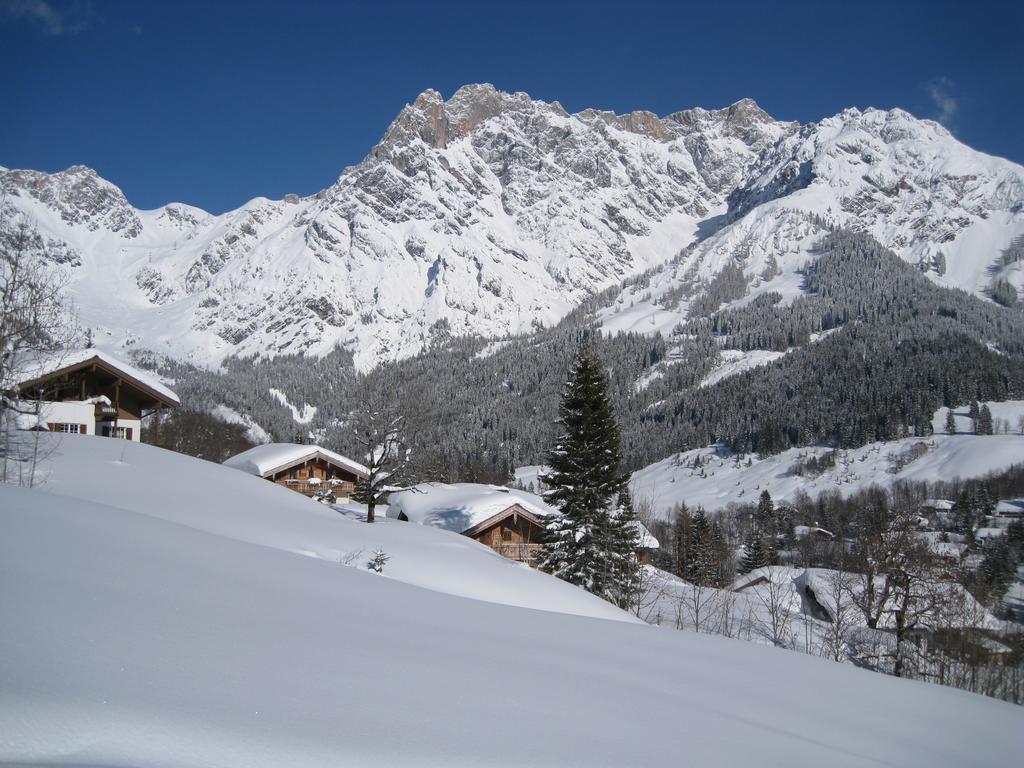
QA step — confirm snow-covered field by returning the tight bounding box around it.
[3,434,1022,766]
[632,403,1024,517]
[699,348,789,388]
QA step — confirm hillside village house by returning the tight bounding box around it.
[224,443,369,501]
[13,349,180,441]
[387,483,660,565]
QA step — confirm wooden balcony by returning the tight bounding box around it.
[279,479,357,497]
[94,403,118,419]
[490,542,545,565]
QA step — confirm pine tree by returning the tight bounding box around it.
[670,502,693,577]
[540,342,632,604]
[740,534,769,574]
[944,408,957,435]
[954,489,977,543]
[969,400,981,433]
[607,485,642,609]
[756,489,776,537]
[978,404,994,435]
[686,507,722,586]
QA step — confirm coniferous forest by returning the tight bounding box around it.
[146,230,1024,482]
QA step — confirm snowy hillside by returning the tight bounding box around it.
[4,84,1023,369]
[3,435,1022,766]
[11,435,627,619]
[632,403,1024,517]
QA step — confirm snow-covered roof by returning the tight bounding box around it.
[387,483,557,533]
[793,524,834,540]
[632,520,660,550]
[975,527,1006,540]
[798,568,1001,631]
[921,499,956,511]
[17,348,180,406]
[224,443,369,479]
[995,500,1024,516]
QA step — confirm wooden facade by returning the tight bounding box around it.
[462,504,547,564]
[265,455,364,499]
[16,353,178,441]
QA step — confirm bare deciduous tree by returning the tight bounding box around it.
[352,400,411,523]
[752,570,794,647]
[1,208,77,485]
[821,569,860,662]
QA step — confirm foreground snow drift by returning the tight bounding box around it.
[1,436,1022,766]
[13,435,626,620]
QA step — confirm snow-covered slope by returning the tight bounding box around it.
[3,437,1022,766]
[632,403,1024,517]
[5,85,1022,369]
[11,434,627,619]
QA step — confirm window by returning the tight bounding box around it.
[101,426,132,439]
[52,423,81,434]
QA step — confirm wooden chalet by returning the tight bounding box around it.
[224,443,369,500]
[388,483,660,567]
[449,502,545,564]
[14,349,180,441]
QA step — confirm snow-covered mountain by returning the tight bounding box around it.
[3,84,1023,369]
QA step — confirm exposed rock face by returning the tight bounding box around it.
[2,85,1022,369]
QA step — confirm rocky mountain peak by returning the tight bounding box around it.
[4,87,1022,371]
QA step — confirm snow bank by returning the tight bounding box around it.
[3,465,1022,766]
[210,404,272,444]
[269,387,317,424]
[17,435,623,620]
[699,348,790,388]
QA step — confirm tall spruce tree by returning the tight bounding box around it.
[608,485,642,609]
[740,533,769,574]
[978,404,994,435]
[540,342,636,604]
[945,408,957,435]
[685,507,720,586]
[756,490,776,537]
[969,400,981,433]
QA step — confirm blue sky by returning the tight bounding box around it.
[2,0,1021,213]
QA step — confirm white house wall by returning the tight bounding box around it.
[37,401,96,435]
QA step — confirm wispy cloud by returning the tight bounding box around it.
[926,77,958,126]
[0,0,91,37]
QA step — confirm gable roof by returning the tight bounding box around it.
[224,443,369,480]
[386,483,557,534]
[17,349,180,407]
[921,498,956,511]
[633,520,660,550]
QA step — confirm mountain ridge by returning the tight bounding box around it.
[3,84,1023,370]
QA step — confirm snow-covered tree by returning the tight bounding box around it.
[978,404,994,435]
[969,400,981,432]
[540,342,634,604]
[607,485,641,609]
[755,489,776,536]
[352,400,411,523]
[740,534,769,574]
[944,408,957,435]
